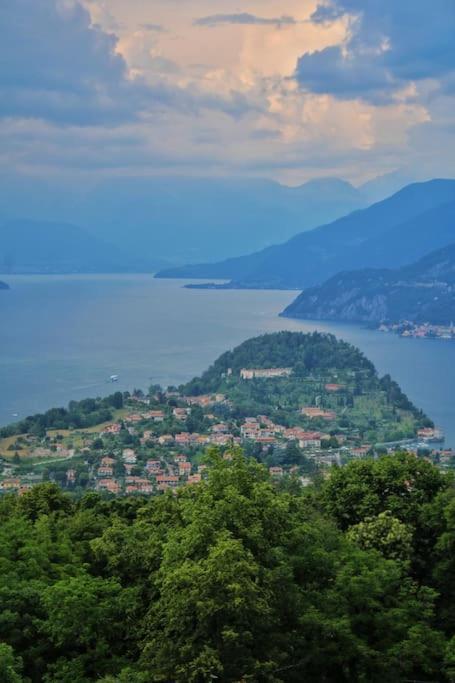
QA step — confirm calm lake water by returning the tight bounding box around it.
[0,274,454,446]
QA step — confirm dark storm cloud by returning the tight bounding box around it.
[0,0,253,126]
[296,0,455,103]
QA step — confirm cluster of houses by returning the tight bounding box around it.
[379,321,455,340]
[2,368,453,497]
[95,449,206,495]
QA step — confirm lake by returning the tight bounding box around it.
[0,274,454,446]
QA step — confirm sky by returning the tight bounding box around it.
[1,0,455,186]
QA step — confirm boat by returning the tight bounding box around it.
[109,375,119,382]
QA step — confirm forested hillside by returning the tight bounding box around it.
[182,331,431,443]
[283,243,455,324]
[0,452,454,682]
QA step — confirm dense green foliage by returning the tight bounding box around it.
[0,393,124,439]
[0,450,454,682]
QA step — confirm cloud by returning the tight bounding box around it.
[0,0,155,125]
[194,13,297,28]
[296,0,455,103]
[0,0,255,126]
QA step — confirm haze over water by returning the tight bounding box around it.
[0,274,454,446]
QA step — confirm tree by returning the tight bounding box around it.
[0,643,22,683]
[347,511,413,562]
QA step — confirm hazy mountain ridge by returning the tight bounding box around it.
[282,242,455,324]
[0,175,372,267]
[156,179,455,288]
[0,219,162,274]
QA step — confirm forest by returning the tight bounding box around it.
[0,393,125,439]
[0,450,454,682]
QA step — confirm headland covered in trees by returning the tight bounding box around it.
[0,332,441,498]
[0,332,454,681]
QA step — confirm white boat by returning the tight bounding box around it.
[109,375,119,382]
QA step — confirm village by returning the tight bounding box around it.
[1,364,453,497]
[379,321,455,339]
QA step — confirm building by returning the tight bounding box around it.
[298,432,322,449]
[173,408,189,420]
[101,456,115,466]
[240,368,292,380]
[122,448,137,464]
[179,461,192,477]
[302,407,336,420]
[96,479,120,494]
[146,410,165,422]
[97,466,113,477]
[146,459,162,473]
[269,466,284,477]
[102,423,121,435]
[325,383,344,392]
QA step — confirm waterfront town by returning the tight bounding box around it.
[1,363,452,497]
[379,321,455,339]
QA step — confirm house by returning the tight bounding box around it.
[188,473,202,485]
[122,448,137,464]
[179,461,192,477]
[125,414,143,424]
[146,459,162,473]
[158,434,174,445]
[210,423,229,434]
[241,421,260,439]
[96,479,120,494]
[298,432,322,449]
[173,408,189,420]
[417,427,444,442]
[175,433,191,446]
[269,467,284,477]
[325,383,344,392]
[146,410,165,422]
[97,466,113,477]
[0,478,21,491]
[302,407,336,420]
[156,474,179,488]
[102,423,122,435]
[209,434,234,446]
[126,482,154,494]
[101,456,115,466]
[125,476,150,486]
[351,445,371,457]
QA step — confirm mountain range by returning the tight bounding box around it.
[282,242,455,324]
[0,220,159,274]
[0,173,410,272]
[156,179,455,289]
